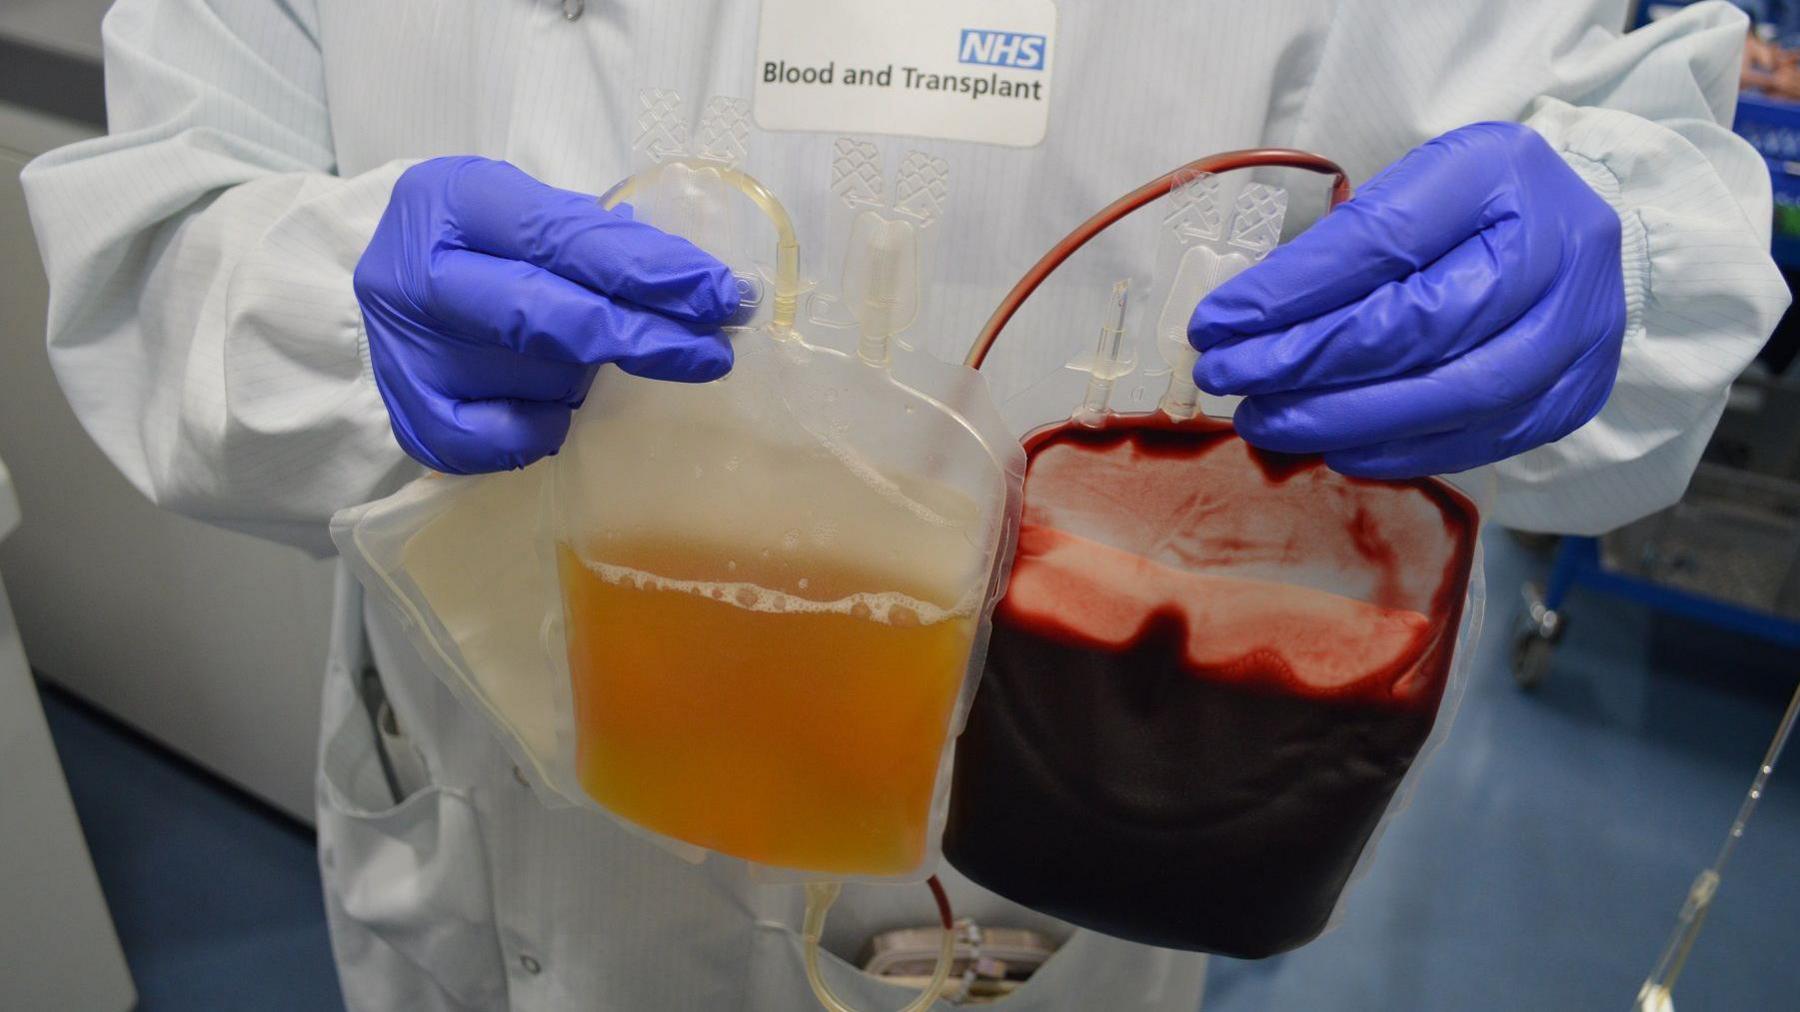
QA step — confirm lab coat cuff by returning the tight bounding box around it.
[353,310,378,397]
[1553,147,1649,346]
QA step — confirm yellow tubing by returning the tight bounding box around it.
[600,160,801,339]
[803,882,955,1012]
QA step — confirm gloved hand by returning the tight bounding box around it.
[355,156,738,474]
[1188,121,1626,478]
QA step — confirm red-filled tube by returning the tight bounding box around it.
[963,149,1352,370]
[926,874,954,930]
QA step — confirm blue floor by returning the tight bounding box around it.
[40,529,1800,1011]
[40,689,344,1011]
[1206,532,1800,1012]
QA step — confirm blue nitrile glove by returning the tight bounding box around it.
[355,156,738,474]
[1188,121,1626,478]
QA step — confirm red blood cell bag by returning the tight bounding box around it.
[942,415,1478,956]
[944,150,1482,958]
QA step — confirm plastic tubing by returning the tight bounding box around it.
[962,149,1352,369]
[803,877,956,1012]
[600,160,803,338]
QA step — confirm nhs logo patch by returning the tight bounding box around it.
[958,29,1047,70]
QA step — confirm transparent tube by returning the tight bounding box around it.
[1636,678,1800,1010]
[600,160,802,339]
[1075,280,1132,426]
[963,149,1350,370]
[804,881,954,1012]
[1160,344,1203,421]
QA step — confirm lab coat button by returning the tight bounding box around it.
[512,764,529,787]
[519,954,542,975]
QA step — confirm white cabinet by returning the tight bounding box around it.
[0,455,137,1012]
[0,0,109,60]
[0,102,335,823]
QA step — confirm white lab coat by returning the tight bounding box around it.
[20,1,1790,1009]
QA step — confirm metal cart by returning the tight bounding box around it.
[1513,375,1800,686]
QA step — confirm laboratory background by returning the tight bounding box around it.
[2,1,1799,1010]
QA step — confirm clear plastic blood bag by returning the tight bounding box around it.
[333,95,1022,889]
[944,414,1477,956]
[551,401,997,877]
[942,158,1484,958]
[558,533,977,875]
[336,100,1017,1012]
[546,126,1018,882]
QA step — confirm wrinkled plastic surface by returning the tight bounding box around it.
[334,104,1023,884]
[943,415,1482,956]
[944,164,1485,956]
[335,325,1022,886]
[546,333,1022,881]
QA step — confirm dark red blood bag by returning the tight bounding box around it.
[942,415,1479,957]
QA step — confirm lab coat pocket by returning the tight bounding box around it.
[318,685,507,1011]
[749,916,1201,1011]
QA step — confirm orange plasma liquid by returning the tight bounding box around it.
[556,540,976,876]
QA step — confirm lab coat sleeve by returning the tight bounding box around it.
[1487,4,1791,534]
[20,0,415,556]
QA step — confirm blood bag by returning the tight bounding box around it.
[942,166,1485,957]
[332,95,1022,888]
